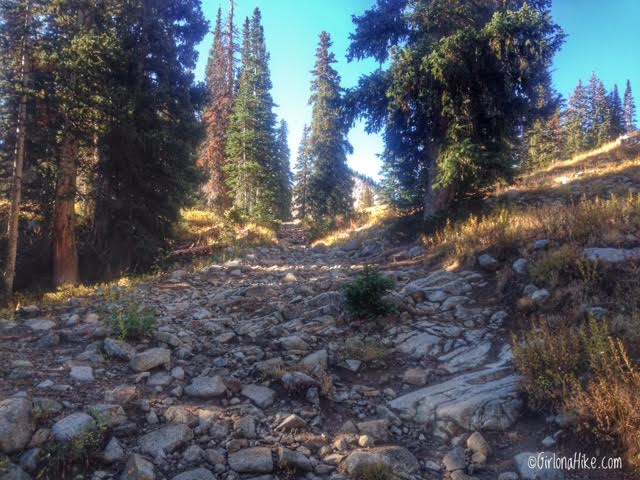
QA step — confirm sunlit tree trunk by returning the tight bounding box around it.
[52,128,79,286]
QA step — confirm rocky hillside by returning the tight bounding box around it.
[2,141,640,480]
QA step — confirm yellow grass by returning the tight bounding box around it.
[311,204,394,247]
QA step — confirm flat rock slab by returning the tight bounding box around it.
[130,348,171,372]
[228,447,274,473]
[241,384,276,408]
[0,397,35,453]
[52,412,96,441]
[138,424,193,457]
[70,366,94,382]
[584,247,640,263]
[389,353,521,434]
[341,446,419,475]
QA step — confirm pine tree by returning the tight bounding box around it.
[609,84,625,139]
[525,109,565,168]
[274,120,292,220]
[200,2,235,210]
[587,73,611,147]
[348,0,564,217]
[225,9,278,224]
[358,183,375,210]
[623,80,637,133]
[293,124,312,219]
[307,31,353,219]
[565,80,590,157]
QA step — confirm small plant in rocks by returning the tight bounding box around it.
[104,301,156,341]
[343,266,396,320]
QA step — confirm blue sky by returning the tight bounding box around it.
[195,1,640,181]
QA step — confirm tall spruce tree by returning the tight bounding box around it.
[225,9,278,224]
[624,80,637,133]
[274,120,292,220]
[587,73,611,147]
[347,0,564,217]
[200,3,235,210]
[565,80,590,157]
[609,84,625,139]
[293,124,312,219]
[307,31,354,219]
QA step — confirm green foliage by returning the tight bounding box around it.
[275,120,293,220]
[293,124,312,219]
[104,301,156,341]
[623,79,637,133]
[344,266,395,320]
[307,31,354,220]
[349,0,564,212]
[37,424,107,479]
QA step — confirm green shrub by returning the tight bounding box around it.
[105,301,156,341]
[344,266,396,320]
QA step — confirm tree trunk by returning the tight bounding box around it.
[3,0,32,303]
[52,130,79,286]
[422,148,455,219]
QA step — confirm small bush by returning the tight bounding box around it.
[105,301,156,341]
[530,245,581,288]
[344,266,396,320]
[568,337,640,467]
[512,319,584,411]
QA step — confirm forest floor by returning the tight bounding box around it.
[3,139,640,480]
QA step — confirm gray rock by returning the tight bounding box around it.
[513,452,564,480]
[281,371,318,391]
[530,289,550,304]
[138,424,193,457]
[584,247,640,263]
[104,436,125,463]
[278,447,312,471]
[234,415,257,439]
[164,406,198,426]
[129,348,170,372]
[276,414,308,431]
[70,366,94,382]
[534,239,550,250]
[541,436,556,448]
[18,447,39,472]
[389,353,520,435]
[477,254,498,270]
[228,447,274,473]
[467,431,491,458]
[51,412,96,441]
[185,376,227,398]
[182,444,204,462]
[0,397,34,453]
[171,469,215,480]
[498,472,519,480]
[443,447,466,472]
[513,258,528,274]
[0,462,31,480]
[121,453,155,480]
[301,349,328,371]
[357,419,389,441]
[408,245,425,258]
[241,384,276,408]
[23,318,55,331]
[104,338,136,360]
[341,446,419,475]
[279,335,309,350]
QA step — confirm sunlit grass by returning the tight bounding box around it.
[428,193,640,264]
[311,204,394,247]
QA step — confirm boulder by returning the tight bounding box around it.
[121,453,155,480]
[104,338,136,360]
[228,447,274,473]
[130,348,170,372]
[0,397,34,453]
[138,424,193,457]
[51,412,96,442]
[185,376,227,398]
[171,469,215,480]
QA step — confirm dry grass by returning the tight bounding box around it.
[427,193,640,264]
[311,204,395,247]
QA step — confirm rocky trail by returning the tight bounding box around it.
[0,223,591,480]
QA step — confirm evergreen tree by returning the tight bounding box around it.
[623,80,637,133]
[609,84,625,139]
[274,120,292,220]
[307,31,354,219]
[225,9,279,224]
[525,109,565,168]
[358,183,375,210]
[565,80,590,157]
[293,124,312,219]
[587,73,611,147]
[347,0,564,217]
[200,2,235,210]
